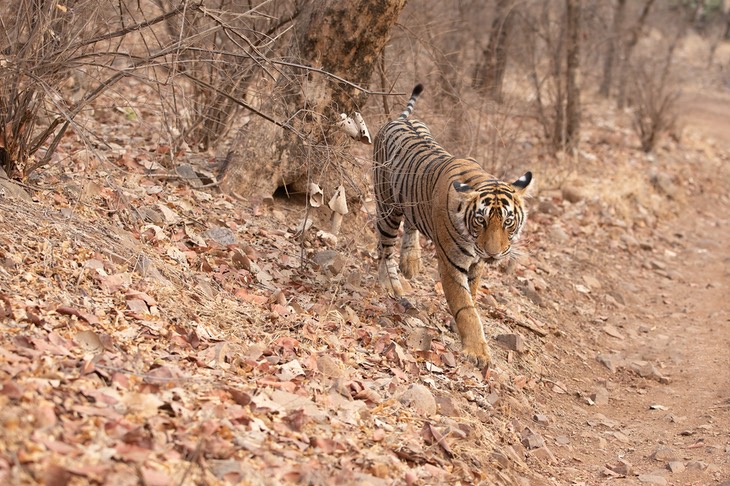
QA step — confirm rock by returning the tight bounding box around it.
[650,171,678,199]
[582,275,601,290]
[555,435,570,446]
[406,328,432,351]
[486,392,501,407]
[631,361,671,384]
[496,334,525,352]
[685,460,708,470]
[651,446,679,462]
[502,445,527,468]
[532,414,550,425]
[591,387,610,406]
[607,458,632,476]
[204,226,238,246]
[0,178,33,201]
[638,474,667,485]
[519,281,543,306]
[529,446,557,464]
[597,354,620,373]
[562,186,587,203]
[434,395,460,417]
[603,325,625,339]
[649,259,667,271]
[175,163,204,188]
[311,250,345,276]
[521,433,545,450]
[490,451,510,468]
[538,199,561,215]
[396,384,437,416]
[548,224,569,242]
[667,461,685,473]
[316,354,344,379]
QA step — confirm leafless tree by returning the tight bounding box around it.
[473,0,514,103]
[600,0,626,97]
[220,0,407,201]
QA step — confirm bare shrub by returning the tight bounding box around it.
[519,0,581,153]
[0,0,295,179]
[629,65,679,153]
[0,0,195,178]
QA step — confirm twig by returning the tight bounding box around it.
[67,2,198,51]
[486,307,548,337]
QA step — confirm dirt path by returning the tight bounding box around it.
[545,94,730,484]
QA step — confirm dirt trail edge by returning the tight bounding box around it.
[543,98,730,484]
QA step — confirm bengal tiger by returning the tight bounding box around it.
[373,84,532,367]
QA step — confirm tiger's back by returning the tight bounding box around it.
[373,84,532,367]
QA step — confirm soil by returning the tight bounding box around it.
[1,53,730,486]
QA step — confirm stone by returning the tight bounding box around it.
[0,178,33,201]
[685,460,708,470]
[496,334,525,352]
[529,446,557,464]
[406,328,432,351]
[651,446,679,462]
[490,451,510,468]
[607,459,632,476]
[316,354,344,379]
[519,282,543,306]
[175,163,204,188]
[597,354,620,373]
[603,325,625,339]
[522,433,545,450]
[204,226,238,246]
[562,186,587,203]
[555,435,570,446]
[650,171,678,198]
[532,414,550,425]
[631,361,671,384]
[434,395,460,417]
[591,387,610,406]
[548,224,569,242]
[638,474,667,485]
[667,461,685,473]
[538,199,561,215]
[311,250,345,276]
[396,384,437,416]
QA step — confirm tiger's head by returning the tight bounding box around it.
[453,172,533,261]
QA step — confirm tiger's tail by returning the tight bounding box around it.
[398,84,424,119]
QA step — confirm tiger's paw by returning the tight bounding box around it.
[399,250,421,279]
[378,259,404,296]
[461,340,492,369]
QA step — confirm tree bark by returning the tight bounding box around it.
[220,0,407,200]
[473,0,513,102]
[565,0,581,149]
[616,0,655,109]
[600,0,626,97]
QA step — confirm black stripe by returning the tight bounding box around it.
[454,305,476,320]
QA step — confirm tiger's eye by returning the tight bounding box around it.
[475,215,485,225]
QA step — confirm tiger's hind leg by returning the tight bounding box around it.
[376,205,405,296]
[399,223,422,279]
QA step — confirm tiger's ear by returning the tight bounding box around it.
[453,181,473,193]
[512,171,533,195]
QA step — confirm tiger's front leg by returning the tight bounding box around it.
[399,224,422,279]
[438,259,492,367]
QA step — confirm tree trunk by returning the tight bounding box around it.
[565,0,581,149]
[617,0,655,109]
[600,0,626,97]
[473,0,513,102]
[220,0,407,200]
